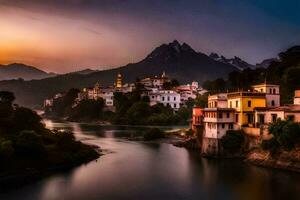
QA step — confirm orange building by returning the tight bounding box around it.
[192,106,204,132]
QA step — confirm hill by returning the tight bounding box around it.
[0,63,54,80]
[0,40,237,107]
[203,46,300,104]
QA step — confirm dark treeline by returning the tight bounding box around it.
[0,91,99,172]
[203,46,300,104]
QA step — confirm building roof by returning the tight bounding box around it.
[255,105,300,112]
[204,107,235,112]
[227,91,266,98]
[252,83,280,87]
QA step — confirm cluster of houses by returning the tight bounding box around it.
[192,83,300,155]
[44,72,206,112]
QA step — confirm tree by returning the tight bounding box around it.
[0,91,15,104]
[15,130,46,158]
[0,140,14,159]
[126,102,151,124]
[221,130,245,151]
[268,119,300,150]
[0,91,15,121]
[69,99,104,120]
[12,107,43,133]
[143,128,165,141]
[163,79,180,90]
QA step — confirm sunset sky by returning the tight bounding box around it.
[0,0,299,73]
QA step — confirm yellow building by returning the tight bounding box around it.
[115,73,123,88]
[227,92,266,127]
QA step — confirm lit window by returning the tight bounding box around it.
[248,100,251,107]
[271,114,277,122]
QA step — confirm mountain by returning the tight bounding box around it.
[0,63,54,81]
[69,69,99,75]
[204,46,300,104]
[0,40,237,107]
[209,53,254,70]
[256,58,279,68]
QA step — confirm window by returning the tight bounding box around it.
[259,114,265,124]
[271,100,275,106]
[271,114,277,122]
[229,124,233,129]
[222,123,225,129]
[260,89,263,92]
[174,97,176,101]
[247,100,251,107]
[214,102,217,107]
[273,88,276,94]
[174,104,177,108]
[229,101,232,108]
[218,113,223,118]
[226,112,230,118]
[287,115,295,121]
[162,97,165,101]
[235,114,239,123]
[247,114,254,123]
[167,96,170,101]
[269,88,272,94]
[235,101,239,108]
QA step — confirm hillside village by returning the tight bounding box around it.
[44,72,206,114]
[192,83,300,156]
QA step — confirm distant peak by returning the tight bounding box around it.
[170,40,180,46]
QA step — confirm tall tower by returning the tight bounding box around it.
[116,73,123,88]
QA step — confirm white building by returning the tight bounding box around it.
[294,90,300,105]
[255,105,300,125]
[203,108,236,139]
[148,90,181,110]
[140,72,170,89]
[208,93,228,108]
[78,83,115,107]
[252,83,280,107]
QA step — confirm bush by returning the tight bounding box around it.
[15,130,46,158]
[221,130,245,151]
[268,119,300,150]
[0,140,14,159]
[143,128,165,141]
[261,137,279,154]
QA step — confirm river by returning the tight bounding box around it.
[1,120,300,200]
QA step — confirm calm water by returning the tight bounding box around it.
[1,120,300,200]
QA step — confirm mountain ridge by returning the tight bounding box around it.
[0,40,238,107]
[0,63,54,81]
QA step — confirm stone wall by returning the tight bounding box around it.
[201,137,219,156]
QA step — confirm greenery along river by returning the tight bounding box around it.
[1,120,300,200]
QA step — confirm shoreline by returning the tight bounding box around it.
[0,143,101,192]
[245,149,300,173]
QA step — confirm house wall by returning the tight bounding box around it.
[265,94,280,107]
[294,97,300,105]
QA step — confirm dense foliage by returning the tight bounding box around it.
[0,91,99,172]
[221,130,245,151]
[143,128,165,141]
[112,91,190,125]
[262,119,300,153]
[203,46,300,104]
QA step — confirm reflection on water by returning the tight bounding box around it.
[1,120,300,200]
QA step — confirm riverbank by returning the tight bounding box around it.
[0,144,101,192]
[246,148,300,173]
